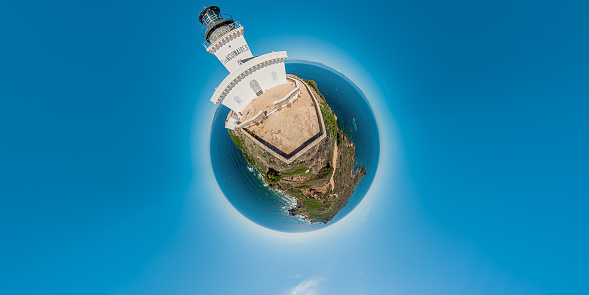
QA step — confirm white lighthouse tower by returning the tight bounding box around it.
[199,6,288,129]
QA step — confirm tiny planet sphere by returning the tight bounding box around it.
[200,6,379,232]
[210,60,380,233]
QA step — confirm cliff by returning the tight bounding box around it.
[228,79,366,223]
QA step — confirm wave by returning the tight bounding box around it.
[211,61,379,232]
[274,189,298,212]
[245,164,299,214]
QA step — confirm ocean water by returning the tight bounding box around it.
[210,60,380,232]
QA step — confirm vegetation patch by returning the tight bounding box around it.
[304,80,338,139]
[228,130,244,150]
[298,165,333,188]
[226,77,367,224]
[265,164,309,184]
[286,189,306,199]
[302,197,323,211]
[229,130,261,168]
[304,80,326,102]
[320,104,338,137]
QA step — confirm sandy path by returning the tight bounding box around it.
[329,141,338,189]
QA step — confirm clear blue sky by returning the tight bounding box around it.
[1,0,588,294]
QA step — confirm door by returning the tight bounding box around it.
[250,79,263,96]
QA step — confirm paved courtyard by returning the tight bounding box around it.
[240,79,296,121]
[246,77,321,155]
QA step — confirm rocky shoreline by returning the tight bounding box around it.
[228,78,366,223]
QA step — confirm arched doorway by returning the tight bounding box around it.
[250,79,263,96]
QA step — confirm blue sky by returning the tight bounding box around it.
[1,0,588,294]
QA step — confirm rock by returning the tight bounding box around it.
[228,78,366,223]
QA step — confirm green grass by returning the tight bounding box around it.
[298,165,333,188]
[282,164,309,177]
[316,166,334,179]
[229,130,259,167]
[295,184,313,189]
[303,197,335,222]
[302,197,323,211]
[286,189,306,200]
[320,104,338,137]
[266,174,282,184]
[303,80,326,101]
[228,130,244,150]
[286,190,336,223]
[304,79,337,136]
[284,190,337,222]
[265,164,309,184]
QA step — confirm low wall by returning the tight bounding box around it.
[240,77,328,164]
[283,77,327,163]
[272,78,300,109]
[236,110,266,129]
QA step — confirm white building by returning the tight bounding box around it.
[199,6,288,129]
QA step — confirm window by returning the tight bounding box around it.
[271,71,278,81]
[234,96,242,104]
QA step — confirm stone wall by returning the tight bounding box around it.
[237,77,327,164]
[272,77,300,109]
[235,110,266,129]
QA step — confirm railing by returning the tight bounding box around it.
[202,21,241,49]
[237,77,328,164]
[272,78,300,109]
[236,110,266,129]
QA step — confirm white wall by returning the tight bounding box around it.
[220,60,287,114]
[225,116,238,130]
[212,34,253,73]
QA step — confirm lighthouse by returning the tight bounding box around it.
[199,6,288,129]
